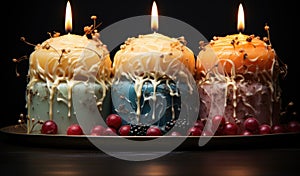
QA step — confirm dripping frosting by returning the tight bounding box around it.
[113,32,195,124]
[196,32,284,126]
[26,33,112,133]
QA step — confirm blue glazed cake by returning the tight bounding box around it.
[111,33,197,135]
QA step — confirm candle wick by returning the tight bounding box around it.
[152,28,158,33]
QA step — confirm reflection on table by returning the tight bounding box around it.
[1,139,300,176]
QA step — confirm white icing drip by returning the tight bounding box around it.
[112,33,195,125]
[115,72,180,124]
[26,34,112,134]
[113,33,195,76]
[149,73,161,120]
[134,76,146,122]
[166,79,179,120]
[196,33,284,126]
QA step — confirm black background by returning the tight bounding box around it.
[0,0,297,128]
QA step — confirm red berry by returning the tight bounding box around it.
[90,125,105,136]
[194,120,204,130]
[106,114,122,130]
[212,115,225,130]
[286,121,300,133]
[146,126,162,136]
[103,127,117,136]
[244,117,259,132]
[41,120,58,134]
[67,124,83,135]
[222,122,238,135]
[118,125,131,136]
[271,124,285,134]
[259,124,272,134]
[187,126,202,136]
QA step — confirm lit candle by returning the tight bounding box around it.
[151,1,158,32]
[237,3,244,33]
[26,1,112,134]
[111,1,195,133]
[65,1,72,33]
[196,3,284,134]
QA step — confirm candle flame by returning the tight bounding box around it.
[151,1,158,32]
[237,3,245,33]
[65,1,72,33]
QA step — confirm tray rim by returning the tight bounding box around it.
[1,124,300,150]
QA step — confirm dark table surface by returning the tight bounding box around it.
[1,129,300,176]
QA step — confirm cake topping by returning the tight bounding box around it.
[112,32,196,124]
[113,32,195,76]
[21,14,113,133]
[196,24,288,130]
[196,32,276,77]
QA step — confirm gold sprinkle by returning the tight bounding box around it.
[84,26,92,33]
[243,53,248,60]
[264,23,272,47]
[246,37,252,42]
[263,37,269,43]
[53,32,60,38]
[42,43,50,50]
[20,37,36,47]
[12,55,28,77]
[264,25,270,31]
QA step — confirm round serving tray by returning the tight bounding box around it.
[1,125,300,150]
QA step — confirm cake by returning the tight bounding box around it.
[24,30,113,134]
[111,32,198,135]
[195,29,287,135]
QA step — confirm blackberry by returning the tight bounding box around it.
[164,120,176,131]
[164,118,188,133]
[174,118,188,130]
[129,124,150,136]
